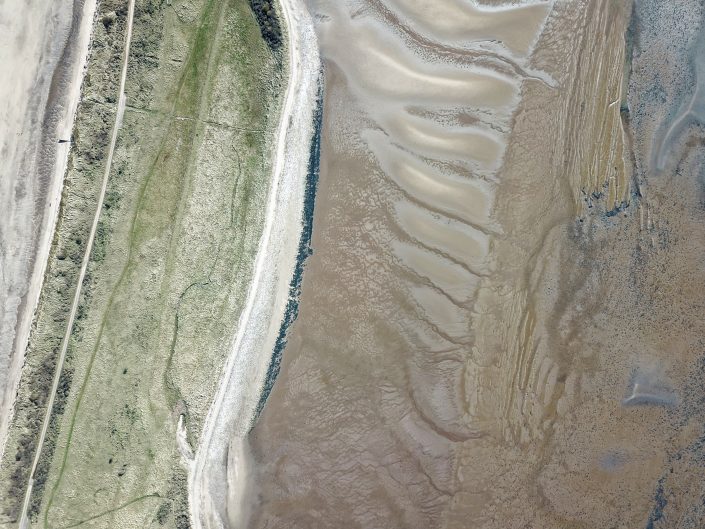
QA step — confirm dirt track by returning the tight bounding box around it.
[15,0,135,526]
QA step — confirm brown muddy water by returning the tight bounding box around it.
[244,0,705,527]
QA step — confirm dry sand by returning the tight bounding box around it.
[0,0,97,460]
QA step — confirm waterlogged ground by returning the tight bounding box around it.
[4,0,705,527]
[246,0,705,528]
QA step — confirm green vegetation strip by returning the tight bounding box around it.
[0,0,282,527]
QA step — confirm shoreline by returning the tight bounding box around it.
[0,0,98,463]
[187,0,322,524]
[253,85,323,421]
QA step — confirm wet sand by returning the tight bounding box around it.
[245,0,550,525]
[244,0,705,527]
[0,0,96,458]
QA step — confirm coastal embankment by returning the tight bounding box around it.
[0,0,97,462]
[187,0,321,526]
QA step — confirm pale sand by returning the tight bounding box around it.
[0,0,97,460]
[187,0,321,526]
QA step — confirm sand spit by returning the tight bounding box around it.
[187,0,321,526]
[3,0,285,524]
[0,0,97,460]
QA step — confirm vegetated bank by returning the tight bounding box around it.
[0,0,283,527]
[0,0,128,521]
[249,0,282,52]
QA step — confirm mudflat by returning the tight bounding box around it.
[5,0,705,527]
[246,0,705,527]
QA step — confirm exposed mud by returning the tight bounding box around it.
[246,0,705,527]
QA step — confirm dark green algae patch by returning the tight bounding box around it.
[249,0,282,52]
[252,83,323,424]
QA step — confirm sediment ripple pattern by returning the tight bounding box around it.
[314,0,551,438]
[247,1,554,527]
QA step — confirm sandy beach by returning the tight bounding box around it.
[0,0,97,460]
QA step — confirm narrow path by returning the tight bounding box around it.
[17,1,137,526]
[187,0,321,526]
[56,494,162,529]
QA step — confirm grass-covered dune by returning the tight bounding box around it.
[0,0,283,527]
